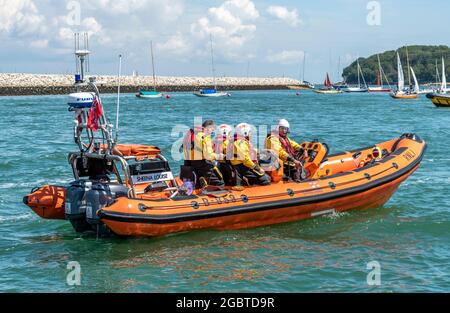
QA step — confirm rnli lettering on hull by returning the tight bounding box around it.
[131,171,174,184]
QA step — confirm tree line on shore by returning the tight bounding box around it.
[342,45,450,84]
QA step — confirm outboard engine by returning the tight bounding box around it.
[65,180,93,232]
[85,183,129,235]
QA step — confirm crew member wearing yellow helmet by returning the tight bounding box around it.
[265,119,305,181]
[183,120,225,188]
[229,123,271,186]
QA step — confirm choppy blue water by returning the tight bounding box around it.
[0,90,449,292]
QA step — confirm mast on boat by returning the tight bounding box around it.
[377,54,383,87]
[302,53,306,83]
[356,57,367,88]
[209,34,217,90]
[406,46,412,89]
[441,56,447,93]
[396,51,405,92]
[435,59,441,86]
[150,41,157,92]
[337,56,341,83]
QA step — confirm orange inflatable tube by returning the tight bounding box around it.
[23,185,66,220]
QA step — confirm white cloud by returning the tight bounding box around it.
[267,50,304,65]
[191,0,259,53]
[267,5,301,27]
[0,0,46,36]
[30,39,48,48]
[156,32,191,55]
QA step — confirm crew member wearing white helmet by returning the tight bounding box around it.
[229,123,271,186]
[214,124,235,185]
[265,119,305,181]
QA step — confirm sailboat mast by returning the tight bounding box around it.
[209,34,217,90]
[337,56,341,82]
[435,59,440,85]
[377,54,383,86]
[357,58,361,87]
[406,46,411,88]
[150,41,157,92]
[302,53,306,83]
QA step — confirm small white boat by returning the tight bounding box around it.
[368,54,392,92]
[193,89,231,97]
[136,91,163,98]
[390,51,418,99]
[342,58,368,92]
[136,41,166,99]
[314,73,343,94]
[426,57,450,107]
[194,35,230,98]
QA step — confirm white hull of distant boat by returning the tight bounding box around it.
[368,86,392,92]
[136,93,163,98]
[342,86,368,92]
[418,89,435,95]
[193,91,231,97]
[314,89,342,94]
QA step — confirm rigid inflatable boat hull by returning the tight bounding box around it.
[98,135,426,237]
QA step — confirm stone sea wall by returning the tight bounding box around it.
[0,73,301,96]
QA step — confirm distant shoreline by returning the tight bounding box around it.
[0,73,300,96]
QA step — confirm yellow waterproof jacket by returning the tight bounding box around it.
[214,138,229,163]
[184,130,219,161]
[230,139,257,169]
[265,134,301,163]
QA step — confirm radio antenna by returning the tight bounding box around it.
[115,54,122,144]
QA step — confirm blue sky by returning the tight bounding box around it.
[0,0,449,82]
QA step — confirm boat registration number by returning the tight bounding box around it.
[131,171,174,184]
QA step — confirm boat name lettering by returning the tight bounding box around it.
[402,149,416,161]
[131,171,174,184]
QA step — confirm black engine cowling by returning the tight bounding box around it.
[65,179,129,235]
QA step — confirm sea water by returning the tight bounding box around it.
[0,90,449,292]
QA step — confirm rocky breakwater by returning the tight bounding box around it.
[0,73,301,96]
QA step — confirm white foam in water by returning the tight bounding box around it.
[0,213,33,224]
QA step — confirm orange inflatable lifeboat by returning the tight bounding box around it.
[24,134,426,237]
[98,134,425,237]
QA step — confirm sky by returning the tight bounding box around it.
[0,0,449,82]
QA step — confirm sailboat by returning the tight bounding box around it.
[341,58,368,92]
[390,51,418,99]
[314,73,342,94]
[368,54,392,92]
[136,41,163,99]
[426,57,450,107]
[288,53,315,90]
[194,35,230,97]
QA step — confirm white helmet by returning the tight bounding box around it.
[217,124,233,138]
[235,123,252,138]
[278,119,290,129]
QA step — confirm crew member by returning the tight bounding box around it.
[214,124,235,186]
[265,119,305,181]
[183,120,225,188]
[229,123,271,186]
